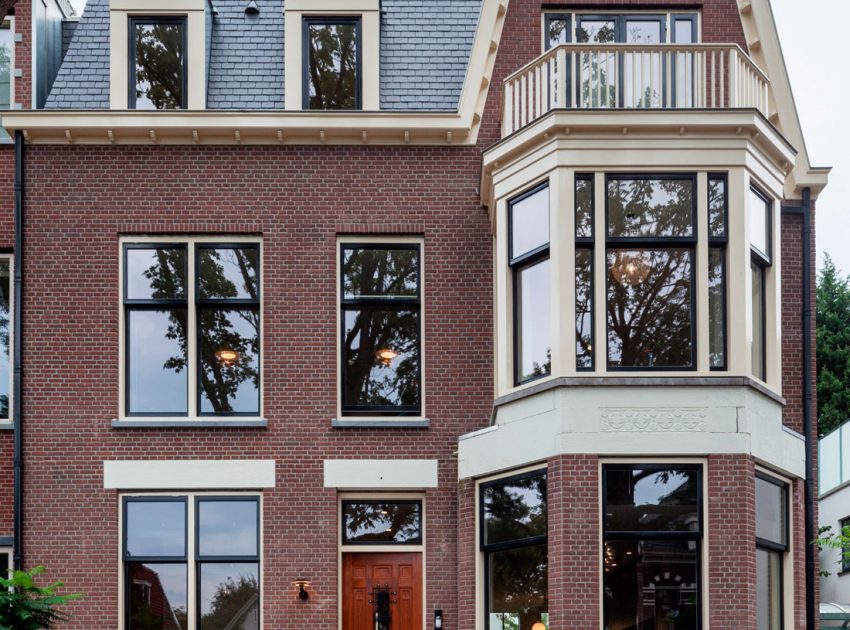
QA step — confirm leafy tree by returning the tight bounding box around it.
[816,254,850,435]
[816,523,850,578]
[200,575,259,630]
[134,23,184,109]
[307,23,357,110]
[0,566,82,630]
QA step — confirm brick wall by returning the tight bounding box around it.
[0,432,11,536]
[13,0,32,109]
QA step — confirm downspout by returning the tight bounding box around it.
[782,187,814,628]
[12,130,23,570]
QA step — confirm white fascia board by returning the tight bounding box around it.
[324,459,439,490]
[103,460,276,489]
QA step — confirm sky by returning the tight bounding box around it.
[66,0,847,273]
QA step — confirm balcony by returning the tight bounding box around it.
[501,43,770,137]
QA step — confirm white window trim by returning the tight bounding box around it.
[335,235,426,425]
[284,0,380,111]
[0,255,13,430]
[116,235,263,424]
[118,491,263,630]
[109,0,206,110]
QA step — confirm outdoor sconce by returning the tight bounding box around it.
[293,578,310,601]
[434,609,443,629]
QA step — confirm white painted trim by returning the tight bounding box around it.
[323,460,438,489]
[103,460,276,489]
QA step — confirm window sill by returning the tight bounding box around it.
[112,418,268,429]
[0,422,12,431]
[332,417,430,429]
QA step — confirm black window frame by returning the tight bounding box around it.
[575,173,595,371]
[302,15,362,111]
[749,184,772,382]
[602,463,704,630]
[339,242,422,417]
[543,12,571,51]
[340,499,424,546]
[122,241,262,418]
[708,173,729,371]
[509,181,551,386]
[604,173,698,372]
[479,469,548,630]
[127,15,188,111]
[755,473,788,630]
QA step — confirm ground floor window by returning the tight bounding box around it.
[122,494,260,629]
[602,463,702,630]
[0,546,10,577]
[755,473,788,630]
[480,469,548,630]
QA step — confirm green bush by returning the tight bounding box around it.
[0,565,82,630]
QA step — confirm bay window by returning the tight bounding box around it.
[708,175,728,370]
[755,474,788,630]
[575,175,594,370]
[750,185,772,381]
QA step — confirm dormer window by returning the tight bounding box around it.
[304,17,361,110]
[129,17,187,110]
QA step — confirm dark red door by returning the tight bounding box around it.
[342,552,423,630]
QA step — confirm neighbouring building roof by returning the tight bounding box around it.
[45,0,482,111]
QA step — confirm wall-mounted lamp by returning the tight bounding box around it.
[293,578,310,601]
[434,609,443,629]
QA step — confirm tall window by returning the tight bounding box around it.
[340,243,421,416]
[0,18,13,110]
[708,175,728,370]
[0,546,10,577]
[606,175,696,369]
[129,17,187,110]
[603,464,702,630]
[123,241,261,417]
[123,495,260,629]
[0,258,10,421]
[510,183,551,384]
[755,474,787,630]
[749,185,772,381]
[575,175,594,370]
[304,17,361,110]
[481,470,548,630]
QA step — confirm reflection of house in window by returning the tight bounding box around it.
[129,565,183,630]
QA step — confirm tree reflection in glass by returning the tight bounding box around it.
[576,249,593,369]
[307,20,358,110]
[198,564,259,630]
[608,178,694,238]
[342,501,422,544]
[489,545,548,630]
[0,260,9,418]
[133,20,185,109]
[342,246,420,413]
[604,467,700,533]
[483,474,547,546]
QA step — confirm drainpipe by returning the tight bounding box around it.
[782,186,814,628]
[12,130,23,570]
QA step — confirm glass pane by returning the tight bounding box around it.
[128,309,188,415]
[342,502,422,544]
[483,473,547,546]
[576,248,593,370]
[198,500,259,558]
[709,177,727,238]
[756,548,782,630]
[576,19,615,43]
[752,262,765,380]
[0,551,8,578]
[622,21,663,108]
[126,247,187,301]
[675,19,695,43]
[511,186,549,260]
[516,259,551,382]
[127,563,187,630]
[607,249,693,369]
[750,187,771,258]
[487,545,548,630]
[575,176,593,238]
[199,308,260,414]
[709,248,726,369]
[0,22,12,110]
[0,260,9,419]
[604,466,700,533]
[604,540,699,630]
[133,21,185,109]
[126,501,186,558]
[755,477,787,546]
[198,248,259,301]
[342,247,419,300]
[546,17,569,49]
[199,563,259,630]
[608,178,694,238]
[625,20,662,44]
[307,21,358,110]
[343,308,420,410]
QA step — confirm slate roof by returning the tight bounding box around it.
[45,0,482,111]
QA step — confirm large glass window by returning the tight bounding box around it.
[708,175,728,370]
[340,243,421,416]
[606,176,696,369]
[0,258,10,420]
[603,464,703,630]
[123,241,261,418]
[749,185,772,381]
[575,175,594,370]
[304,17,360,110]
[341,500,422,545]
[481,470,548,630]
[123,495,260,630]
[510,184,551,384]
[129,17,186,110]
[0,19,13,110]
[755,474,787,630]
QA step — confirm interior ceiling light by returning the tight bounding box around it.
[610,251,652,286]
[215,348,240,365]
[376,348,399,366]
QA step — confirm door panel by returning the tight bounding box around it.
[342,553,423,630]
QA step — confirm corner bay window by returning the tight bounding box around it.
[750,185,772,381]
[129,17,187,110]
[340,243,421,416]
[304,17,361,110]
[603,464,703,630]
[755,474,788,630]
[123,496,260,630]
[481,470,548,630]
[123,241,260,417]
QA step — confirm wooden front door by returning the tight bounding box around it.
[342,552,423,630]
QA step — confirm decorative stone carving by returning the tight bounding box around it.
[600,407,707,432]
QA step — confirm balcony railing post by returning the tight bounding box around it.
[557,47,568,109]
[503,80,514,136]
[728,47,739,107]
